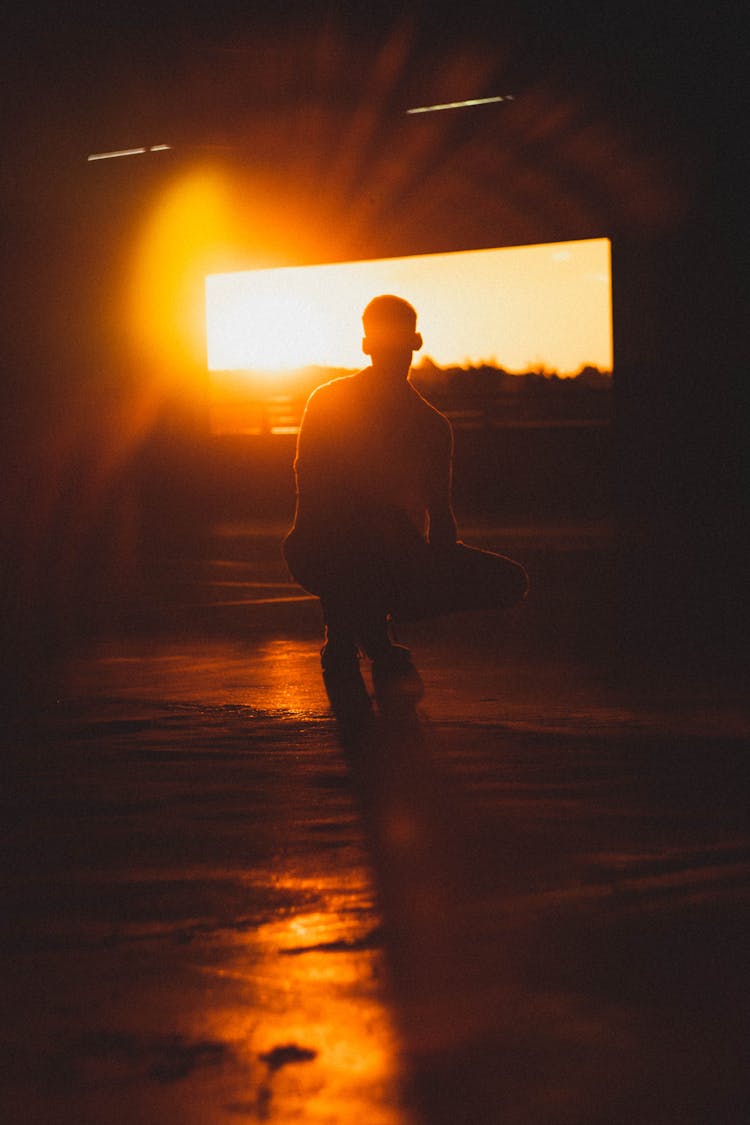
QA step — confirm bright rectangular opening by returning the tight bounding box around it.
[205,237,612,435]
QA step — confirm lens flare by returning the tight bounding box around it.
[128,167,236,381]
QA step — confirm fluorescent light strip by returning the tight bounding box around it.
[87,144,172,162]
[406,94,514,115]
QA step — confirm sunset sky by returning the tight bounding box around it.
[206,238,612,378]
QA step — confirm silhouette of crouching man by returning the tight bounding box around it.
[283,295,528,708]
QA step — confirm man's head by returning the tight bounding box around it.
[362,294,422,379]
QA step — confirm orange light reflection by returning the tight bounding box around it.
[200,870,408,1124]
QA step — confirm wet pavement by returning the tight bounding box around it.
[2,521,748,1123]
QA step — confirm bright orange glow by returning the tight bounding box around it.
[206,238,612,378]
[127,166,336,395]
[128,167,239,382]
[203,869,406,1123]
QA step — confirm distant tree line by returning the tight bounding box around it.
[411,357,611,395]
[211,359,613,433]
[410,359,612,424]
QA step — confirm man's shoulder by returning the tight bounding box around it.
[408,384,452,432]
[306,370,365,409]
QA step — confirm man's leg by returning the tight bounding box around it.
[392,541,529,622]
[319,598,372,713]
[320,602,359,660]
[323,592,424,708]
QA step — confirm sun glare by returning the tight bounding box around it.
[129,167,237,381]
[206,239,612,378]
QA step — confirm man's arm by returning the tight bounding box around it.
[294,390,325,497]
[293,388,337,526]
[426,418,458,549]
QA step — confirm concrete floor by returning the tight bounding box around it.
[2,522,748,1123]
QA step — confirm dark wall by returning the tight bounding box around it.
[612,176,747,658]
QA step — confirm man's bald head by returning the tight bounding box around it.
[362,295,422,378]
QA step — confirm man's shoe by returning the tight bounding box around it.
[371,644,424,710]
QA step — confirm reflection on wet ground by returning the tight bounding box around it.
[3,659,407,1124]
[2,522,749,1123]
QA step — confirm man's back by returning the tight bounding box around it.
[293,367,453,537]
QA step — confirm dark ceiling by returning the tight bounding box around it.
[3,3,744,366]
[6,3,743,248]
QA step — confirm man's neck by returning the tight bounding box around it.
[367,364,412,386]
